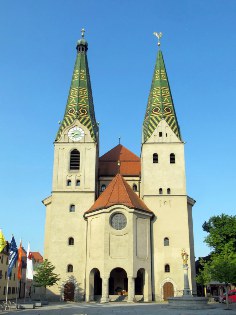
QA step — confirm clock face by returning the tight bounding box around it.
[68,126,85,142]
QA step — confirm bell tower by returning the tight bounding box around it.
[140,35,196,300]
[43,29,99,299]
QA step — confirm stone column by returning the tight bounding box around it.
[183,266,191,296]
[101,278,109,303]
[127,276,135,302]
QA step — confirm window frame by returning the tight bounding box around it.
[70,149,80,171]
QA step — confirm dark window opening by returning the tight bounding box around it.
[170,153,175,164]
[67,180,71,186]
[67,264,73,273]
[69,204,75,212]
[165,264,170,272]
[167,188,171,194]
[76,180,80,186]
[159,188,163,195]
[164,237,169,246]
[133,184,137,192]
[153,153,158,163]
[159,132,162,137]
[70,149,80,170]
[68,237,74,246]
[101,184,106,192]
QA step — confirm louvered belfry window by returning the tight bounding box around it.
[70,149,80,170]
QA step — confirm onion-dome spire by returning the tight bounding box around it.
[56,28,98,142]
[143,33,181,142]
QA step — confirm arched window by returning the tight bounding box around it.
[133,184,137,192]
[167,188,171,194]
[101,184,106,192]
[164,237,169,246]
[153,153,158,163]
[69,204,75,212]
[165,264,170,272]
[76,180,80,186]
[67,179,71,186]
[67,264,73,272]
[68,237,74,246]
[70,149,80,170]
[170,153,175,164]
[159,188,163,195]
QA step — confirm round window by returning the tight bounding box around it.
[110,213,127,230]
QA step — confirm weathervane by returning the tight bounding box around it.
[81,28,85,38]
[153,32,162,46]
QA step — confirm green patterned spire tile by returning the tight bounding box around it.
[56,37,98,142]
[143,50,181,142]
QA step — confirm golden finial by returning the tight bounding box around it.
[153,32,162,46]
[81,28,85,38]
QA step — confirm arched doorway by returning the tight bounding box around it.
[109,268,128,295]
[163,282,174,300]
[89,268,102,301]
[135,268,144,295]
[64,282,75,301]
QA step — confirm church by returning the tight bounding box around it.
[43,31,197,302]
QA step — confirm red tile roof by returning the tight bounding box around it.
[32,252,43,263]
[99,144,141,176]
[86,174,152,214]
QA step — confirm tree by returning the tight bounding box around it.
[202,214,236,254]
[209,250,236,309]
[33,259,60,296]
[195,259,211,296]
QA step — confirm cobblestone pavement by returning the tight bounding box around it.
[4,301,236,315]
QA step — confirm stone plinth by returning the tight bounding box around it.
[168,296,209,310]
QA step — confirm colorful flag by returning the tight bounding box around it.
[0,230,6,253]
[26,243,33,280]
[17,240,23,280]
[7,236,18,278]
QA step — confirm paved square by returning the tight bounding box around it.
[5,302,236,315]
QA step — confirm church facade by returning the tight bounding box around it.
[43,33,197,302]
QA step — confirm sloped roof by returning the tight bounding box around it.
[99,144,141,176]
[32,252,43,263]
[56,34,98,142]
[86,174,151,214]
[143,49,181,142]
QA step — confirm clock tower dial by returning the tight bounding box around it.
[68,126,85,142]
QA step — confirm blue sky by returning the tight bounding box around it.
[0,0,235,259]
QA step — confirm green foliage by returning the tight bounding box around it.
[197,250,236,285]
[202,214,236,253]
[195,259,211,285]
[210,250,236,285]
[33,259,60,288]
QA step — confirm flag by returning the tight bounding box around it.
[17,240,23,280]
[26,243,33,280]
[7,236,18,278]
[0,230,6,253]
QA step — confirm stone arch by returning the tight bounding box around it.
[60,275,81,302]
[109,267,128,295]
[135,268,145,295]
[89,268,102,301]
[160,278,177,301]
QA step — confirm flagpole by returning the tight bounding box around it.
[24,278,27,302]
[6,276,9,305]
[16,278,18,307]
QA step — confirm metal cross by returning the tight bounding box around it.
[153,32,163,46]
